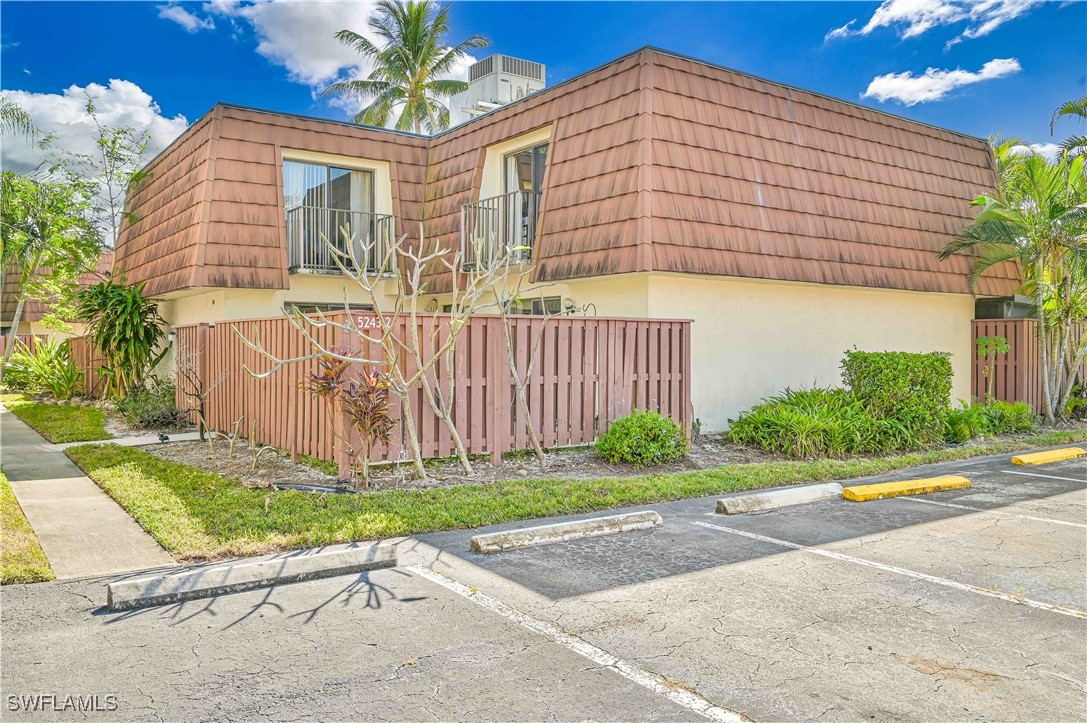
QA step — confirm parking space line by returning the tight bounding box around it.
[407,565,747,722]
[691,521,1087,620]
[899,496,1087,528]
[1001,470,1087,484]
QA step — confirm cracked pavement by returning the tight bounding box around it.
[2,450,1084,721]
[414,452,1087,721]
[1,567,693,722]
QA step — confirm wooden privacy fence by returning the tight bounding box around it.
[0,334,44,357]
[971,318,1087,410]
[67,336,107,398]
[173,313,692,474]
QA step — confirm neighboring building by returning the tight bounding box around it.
[113,47,1019,429]
[0,250,114,337]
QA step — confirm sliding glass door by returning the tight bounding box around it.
[284,160,375,271]
[503,143,547,256]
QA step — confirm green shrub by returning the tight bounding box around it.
[945,400,1036,442]
[5,338,82,400]
[841,349,952,446]
[115,378,183,429]
[729,387,919,458]
[595,409,689,466]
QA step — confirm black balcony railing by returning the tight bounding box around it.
[460,190,542,269]
[286,206,394,274]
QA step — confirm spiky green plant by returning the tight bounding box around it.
[76,279,166,398]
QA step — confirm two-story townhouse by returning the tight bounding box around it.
[113,47,1020,430]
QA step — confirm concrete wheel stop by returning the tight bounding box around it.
[106,541,396,611]
[470,510,664,554]
[716,483,845,515]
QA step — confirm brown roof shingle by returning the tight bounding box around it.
[114,47,1019,299]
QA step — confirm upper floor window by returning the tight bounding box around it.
[284,160,391,274]
[283,161,373,215]
[461,135,550,269]
[504,142,548,195]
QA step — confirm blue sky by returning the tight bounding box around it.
[1,0,1084,167]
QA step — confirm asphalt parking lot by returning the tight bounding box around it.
[417,449,1087,721]
[2,448,1084,722]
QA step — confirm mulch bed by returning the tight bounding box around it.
[129,421,1087,495]
[138,432,784,493]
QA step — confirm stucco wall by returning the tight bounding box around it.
[646,274,974,431]
[157,275,401,327]
[156,270,974,435]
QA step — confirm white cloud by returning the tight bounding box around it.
[1,79,187,176]
[1,80,189,241]
[827,0,1042,44]
[1023,143,1061,162]
[193,1,476,123]
[158,3,216,32]
[861,57,1021,105]
[206,0,380,86]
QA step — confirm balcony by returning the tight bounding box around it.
[286,206,394,274]
[460,190,542,269]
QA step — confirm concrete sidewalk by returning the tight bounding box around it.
[41,430,202,451]
[0,407,175,579]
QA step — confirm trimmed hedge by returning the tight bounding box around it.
[728,387,921,458]
[731,349,957,458]
[841,349,952,447]
[595,409,689,466]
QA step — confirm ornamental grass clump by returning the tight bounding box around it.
[595,409,689,466]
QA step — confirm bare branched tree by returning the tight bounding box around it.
[174,333,228,442]
[233,222,506,480]
[492,263,567,463]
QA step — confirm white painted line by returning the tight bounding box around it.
[899,496,1087,529]
[1001,470,1087,484]
[407,565,747,722]
[691,521,1087,620]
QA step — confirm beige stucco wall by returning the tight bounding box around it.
[645,274,974,432]
[157,275,402,327]
[156,270,974,435]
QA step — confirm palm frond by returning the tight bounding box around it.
[324,0,489,133]
[426,78,469,99]
[1060,135,1087,159]
[0,98,35,138]
[1051,95,1087,135]
[333,30,381,61]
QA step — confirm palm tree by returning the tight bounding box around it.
[322,0,489,134]
[1051,95,1087,158]
[0,173,100,380]
[0,97,35,138]
[939,147,1087,424]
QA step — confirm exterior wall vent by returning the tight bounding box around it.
[470,56,494,82]
[500,56,544,81]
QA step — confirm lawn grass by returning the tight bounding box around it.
[3,394,111,443]
[0,471,54,585]
[66,429,1087,562]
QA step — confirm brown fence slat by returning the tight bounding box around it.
[128,313,691,471]
[971,318,1087,412]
